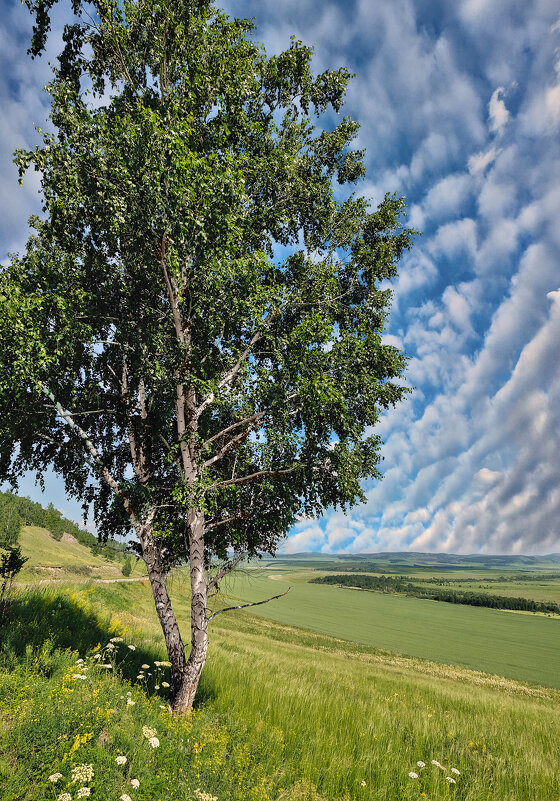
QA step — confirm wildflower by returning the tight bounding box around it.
[130,779,140,789]
[360,780,366,786]
[408,772,419,779]
[148,736,160,748]
[142,726,157,739]
[136,674,145,680]
[159,661,171,667]
[101,664,113,669]
[58,794,72,801]
[161,682,170,688]
[78,788,91,798]
[451,767,460,775]
[446,777,457,784]
[155,684,160,690]
[110,637,123,643]
[93,653,102,660]
[417,761,426,767]
[127,691,132,696]
[159,705,167,709]
[71,764,94,784]
[116,755,127,765]
[72,674,87,680]
[76,658,84,664]
[141,663,150,669]
[194,791,218,801]
[120,795,132,801]
[48,773,63,783]
[431,760,443,769]
[128,645,136,651]
[127,698,136,706]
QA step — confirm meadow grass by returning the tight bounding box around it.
[2,580,558,800]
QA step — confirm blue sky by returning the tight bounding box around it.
[1,0,560,554]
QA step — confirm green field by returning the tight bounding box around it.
[217,568,560,689]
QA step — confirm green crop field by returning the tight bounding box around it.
[217,567,560,689]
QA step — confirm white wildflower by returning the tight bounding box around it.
[155,684,160,690]
[161,681,169,688]
[159,705,167,709]
[72,674,87,680]
[116,755,127,766]
[78,788,91,798]
[120,795,132,801]
[417,761,426,768]
[136,674,144,680]
[58,794,72,801]
[126,691,132,696]
[148,736,160,749]
[105,643,115,650]
[71,764,94,784]
[110,637,123,643]
[451,767,460,775]
[126,698,136,706]
[194,790,218,801]
[142,726,157,739]
[360,780,366,786]
[159,661,171,667]
[48,773,63,783]
[408,771,418,779]
[431,760,443,768]
[130,779,140,789]
[128,645,136,651]
[93,653,102,660]
[101,664,113,669]
[141,663,150,669]
[446,777,457,784]
[76,658,84,664]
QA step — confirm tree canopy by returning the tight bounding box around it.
[0,0,414,712]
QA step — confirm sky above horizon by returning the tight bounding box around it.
[1,0,559,555]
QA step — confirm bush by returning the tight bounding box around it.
[121,557,132,577]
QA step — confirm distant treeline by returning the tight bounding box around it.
[310,574,560,615]
[0,491,125,559]
[318,565,560,582]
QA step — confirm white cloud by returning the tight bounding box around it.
[488,87,510,135]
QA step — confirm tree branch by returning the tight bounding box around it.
[207,586,291,621]
[202,411,265,448]
[39,383,142,530]
[205,465,302,492]
[207,552,246,592]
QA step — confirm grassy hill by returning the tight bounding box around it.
[1,530,559,799]
[16,525,146,582]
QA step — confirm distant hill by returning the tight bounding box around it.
[273,551,560,572]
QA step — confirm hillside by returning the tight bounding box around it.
[16,525,146,582]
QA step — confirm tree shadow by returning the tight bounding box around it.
[0,588,175,702]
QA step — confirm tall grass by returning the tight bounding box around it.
[1,583,559,800]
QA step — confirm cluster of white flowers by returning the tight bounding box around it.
[58,793,72,801]
[148,737,160,749]
[116,755,127,766]
[408,759,461,785]
[72,674,88,680]
[48,773,63,783]
[130,778,140,789]
[194,790,218,801]
[142,725,157,739]
[71,764,94,784]
[110,636,124,643]
[77,787,91,798]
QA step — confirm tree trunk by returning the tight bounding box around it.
[171,508,208,714]
[141,527,190,707]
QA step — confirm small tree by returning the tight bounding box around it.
[0,545,28,624]
[0,0,414,713]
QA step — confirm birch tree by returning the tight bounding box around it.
[0,0,414,713]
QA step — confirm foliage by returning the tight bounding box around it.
[0,493,23,548]
[121,556,133,577]
[0,545,28,623]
